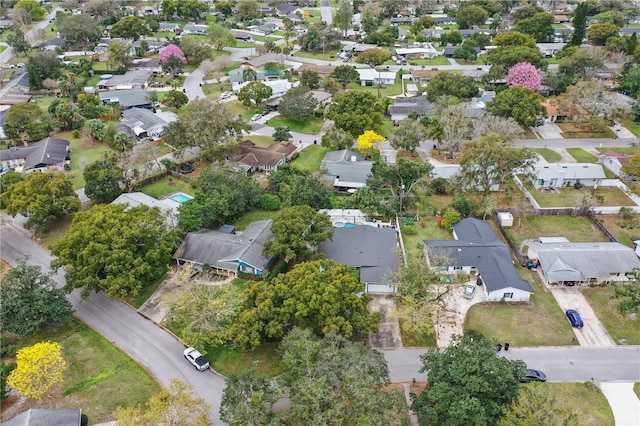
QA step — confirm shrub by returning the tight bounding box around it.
[619,207,636,220]
[259,193,281,210]
[574,181,583,189]
[401,225,417,235]
[441,211,461,230]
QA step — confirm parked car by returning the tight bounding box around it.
[565,309,584,328]
[250,114,262,121]
[220,91,232,99]
[463,283,476,299]
[260,108,270,116]
[150,82,164,88]
[183,347,210,371]
[520,369,547,383]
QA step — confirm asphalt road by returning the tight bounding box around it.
[320,0,333,25]
[383,346,640,383]
[0,214,226,425]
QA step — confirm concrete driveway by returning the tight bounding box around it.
[549,287,616,346]
[435,281,487,348]
[533,122,564,139]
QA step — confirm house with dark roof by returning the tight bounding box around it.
[228,67,266,84]
[276,4,303,16]
[228,140,296,172]
[241,53,282,70]
[320,149,373,191]
[119,108,177,139]
[443,46,481,57]
[2,408,82,426]
[182,22,208,35]
[173,219,275,277]
[424,218,534,301]
[319,226,399,293]
[0,137,70,172]
[98,70,153,90]
[44,37,66,51]
[99,89,151,110]
[231,30,253,42]
[387,95,435,121]
[526,240,640,285]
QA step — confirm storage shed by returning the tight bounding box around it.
[498,212,513,227]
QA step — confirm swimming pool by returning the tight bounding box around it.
[334,222,358,228]
[170,192,194,203]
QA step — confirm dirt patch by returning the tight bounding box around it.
[369,295,403,349]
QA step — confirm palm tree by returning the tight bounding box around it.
[243,67,257,82]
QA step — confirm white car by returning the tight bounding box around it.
[183,347,210,371]
[463,283,476,299]
[250,113,262,121]
[219,91,232,99]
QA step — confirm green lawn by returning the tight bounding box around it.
[582,287,640,345]
[595,214,640,248]
[566,148,598,163]
[623,120,640,137]
[465,268,577,346]
[533,148,562,162]
[291,145,330,173]
[234,209,280,230]
[266,115,324,134]
[140,176,196,199]
[529,185,636,208]
[504,215,610,249]
[293,47,343,61]
[63,131,114,189]
[407,56,450,66]
[245,135,276,148]
[345,80,404,97]
[0,45,6,53]
[595,146,640,156]
[201,342,282,377]
[252,34,279,43]
[517,382,613,426]
[401,216,452,257]
[10,318,160,423]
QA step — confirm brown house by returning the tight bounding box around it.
[410,69,441,85]
[298,64,336,79]
[228,140,296,172]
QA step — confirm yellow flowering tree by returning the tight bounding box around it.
[7,341,66,399]
[357,130,385,157]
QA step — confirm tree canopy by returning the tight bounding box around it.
[263,205,333,263]
[110,16,149,41]
[456,5,489,29]
[179,37,213,65]
[51,204,177,299]
[7,341,66,400]
[28,51,62,91]
[0,258,73,338]
[237,81,273,107]
[388,119,425,154]
[83,153,124,203]
[321,126,354,151]
[277,85,318,122]
[1,171,80,232]
[354,48,392,67]
[411,334,527,425]
[516,12,555,42]
[58,14,101,49]
[426,72,479,102]
[368,158,433,214]
[230,261,378,349]
[326,91,384,137]
[499,383,579,426]
[329,65,360,89]
[3,102,53,142]
[164,98,250,152]
[206,20,237,51]
[488,86,547,127]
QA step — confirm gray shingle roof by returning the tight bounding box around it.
[2,408,82,426]
[101,70,153,87]
[99,89,150,109]
[319,226,398,284]
[173,220,274,274]
[528,241,640,283]
[0,137,70,170]
[387,95,435,117]
[320,150,373,187]
[424,218,533,294]
[534,163,606,181]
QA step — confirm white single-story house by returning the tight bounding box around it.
[356,69,396,86]
[119,108,177,139]
[395,45,439,60]
[232,79,298,100]
[182,22,208,35]
[173,220,275,277]
[424,218,534,301]
[532,161,606,188]
[598,150,630,177]
[387,95,436,121]
[527,239,640,285]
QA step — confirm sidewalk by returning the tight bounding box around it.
[599,382,640,426]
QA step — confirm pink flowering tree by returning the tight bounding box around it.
[506,62,542,91]
[159,44,186,78]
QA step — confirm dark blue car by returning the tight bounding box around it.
[566,309,584,328]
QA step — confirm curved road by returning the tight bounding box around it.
[0,215,226,425]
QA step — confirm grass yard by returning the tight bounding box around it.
[530,185,636,208]
[401,216,452,257]
[201,342,282,377]
[0,46,6,53]
[267,115,324,134]
[291,145,330,173]
[2,318,160,424]
[407,57,450,66]
[566,148,598,163]
[378,119,395,138]
[595,146,640,156]
[465,268,577,346]
[234,209,280,230]
[558,123,615,139]
[517,382,613,426]
[582,287,640,345]
[623,120,640,137]
[595,214,640,248]
[533,148,562,162]
[246,135,276,148]
[504,215,610,249]
[293,47,343,61]
[140,175,196,199]
[251,34,279,43]
[346,80,404,97]
[63,131,114,189]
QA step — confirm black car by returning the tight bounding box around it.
[520,369,547,383]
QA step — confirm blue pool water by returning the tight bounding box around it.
[170,193,194,203]
[344,223,358,228]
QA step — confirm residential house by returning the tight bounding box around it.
[173,219,275,277]
[44,37,65,51]
[410,69,440,85]
[0,137,69,173]
[159,22,180,32]
[182,22,208,35]
[275,4,303,17]
[432,15,456,25]
[541,99,588,122]
[132,39,164,55]
[320,149,373,191]
[241,53,283,70]
[227,140,296,172]
[405,83,419,96]
[554,14,570,24]
[285,13,303,23]
[387,95,435,121]
[431,164,460,180]
[460,29,486,38]
[526,239,640,285]
[0,106,8,139]
[228,67,266,84]
[356,69,396,86]
[119,108,177,139]
[553,28,572,42]
[112,192,179,227]
[253,23,277,35]
[98,70,153,91]
[398,29,409,41]
[311,90,332,107]
[0,19,12,30]
[232,79,297,100]
[444,46,481,57]
[2,408,83,426]
[536,42,566,57]
[598,150,631,177]
[395,45,439,60]
[424,218,534,302]
[462,68,488,81]
[10,69,30,93]
[99,89,151,110]
[342,43,378,54]
[390,16,417,25]
[231,30,253,42]
[531,161,606,188]
[130,58,162,74]
[319,226,399,293]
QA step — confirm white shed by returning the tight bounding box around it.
[498,212,513,227]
